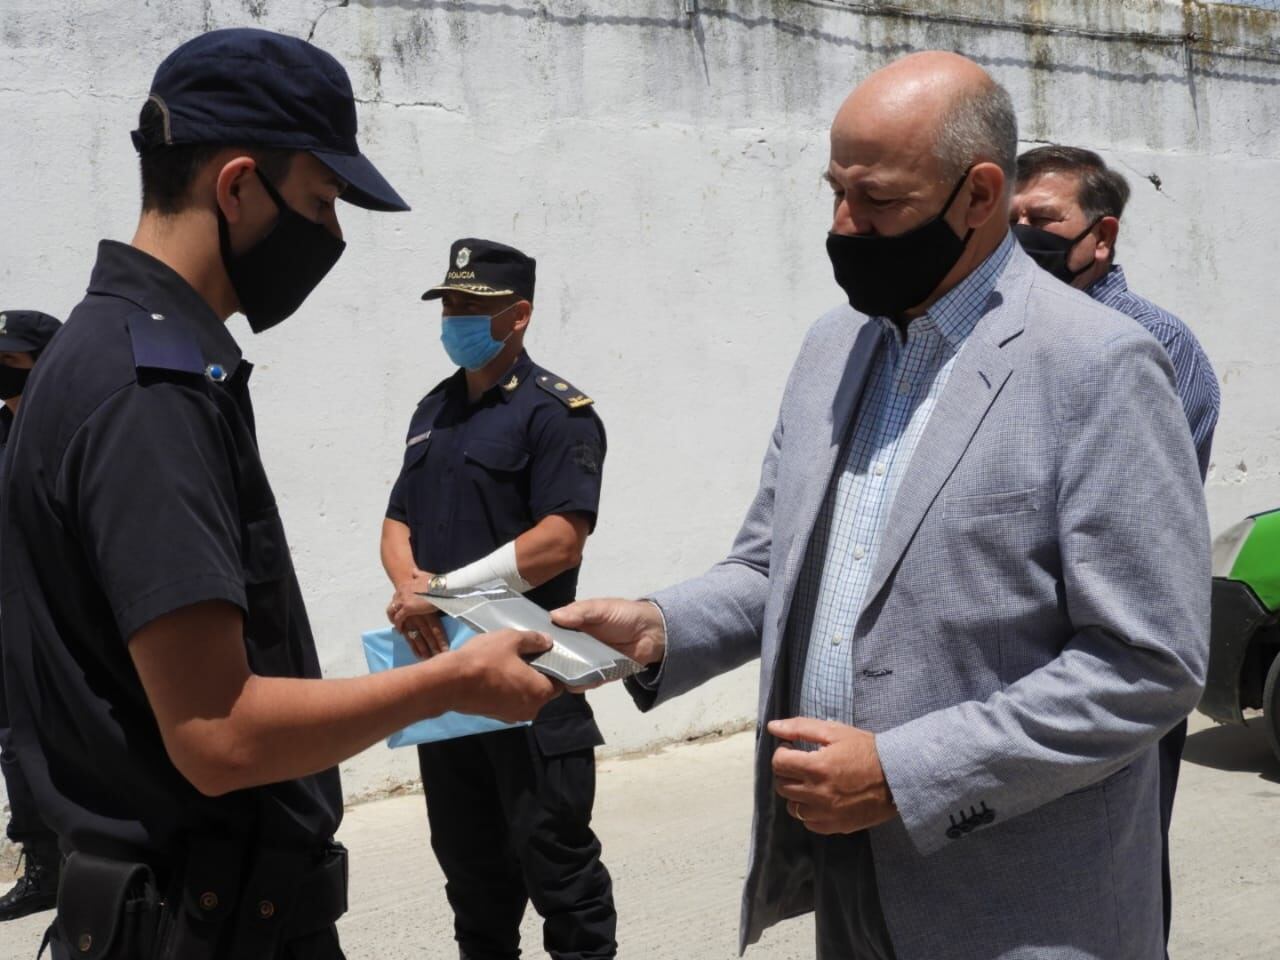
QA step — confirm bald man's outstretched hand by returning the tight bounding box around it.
[551,598,668,668]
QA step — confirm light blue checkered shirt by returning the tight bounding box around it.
[788,233,1015,724]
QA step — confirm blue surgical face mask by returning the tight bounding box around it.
[440,303,517,370]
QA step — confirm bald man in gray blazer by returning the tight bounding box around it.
[557,52,1208,960]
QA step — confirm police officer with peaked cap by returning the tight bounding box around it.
[0,310,63,924]
[382,239,616,959]
[0,30,559,960]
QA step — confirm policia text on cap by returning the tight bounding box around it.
[0,28,562,960]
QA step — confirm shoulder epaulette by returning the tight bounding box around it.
[534,372,594,410]
[126,309,206,377]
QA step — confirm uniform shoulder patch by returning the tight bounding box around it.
[534,372,594,410]
[126,309,206,377]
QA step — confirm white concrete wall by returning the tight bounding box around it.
[1,0,1277,805]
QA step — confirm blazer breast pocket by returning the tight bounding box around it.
[942,487,1042,521]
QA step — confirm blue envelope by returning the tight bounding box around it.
[361,618,528,747]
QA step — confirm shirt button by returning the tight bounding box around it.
[873,463,885,477]
[853,546,866,561]
[150,313,165,321]
[831,636,842,647]
[898,382,911,395]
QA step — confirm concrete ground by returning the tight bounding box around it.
[2,710,1277,959]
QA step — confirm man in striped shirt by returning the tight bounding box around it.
[1010,146,1218,475]
[1011,144,1219,955]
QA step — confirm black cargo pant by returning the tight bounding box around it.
[0,648,57,850]
[1,743,55,849]
[418,725,616,960]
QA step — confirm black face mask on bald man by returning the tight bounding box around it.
[826,169,974,319]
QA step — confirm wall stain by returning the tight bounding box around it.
[352,0,1278,87]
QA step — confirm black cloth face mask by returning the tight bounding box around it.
[0,364,30,401]
[1012,219,1101,285]
[218,168,347,334]
[826,170,974,318]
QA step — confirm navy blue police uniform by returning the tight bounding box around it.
[387,242,615,960]
[1,243,348,959]
[0,27,410,960]
[0,310,65,923]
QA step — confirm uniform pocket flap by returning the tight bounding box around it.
[464,440,529,472]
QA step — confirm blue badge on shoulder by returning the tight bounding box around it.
[126,309,206,376]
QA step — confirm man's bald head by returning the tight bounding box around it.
[834,52,1017,187]
[824,52,1017,317]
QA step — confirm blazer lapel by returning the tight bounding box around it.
[858,252,1033,617]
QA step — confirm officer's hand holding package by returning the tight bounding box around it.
[387,571,448,658]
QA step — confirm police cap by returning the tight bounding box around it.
[422,239,536,302]
[0,310,62,353]
[130,28,409,213]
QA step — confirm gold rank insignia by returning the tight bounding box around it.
[536,373,594,409]
[503,374,520,391]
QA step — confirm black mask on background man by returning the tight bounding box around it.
[0,364,30,401]
[218,169,347,334]
[826,169,974,318]
[1012,219,1102,285]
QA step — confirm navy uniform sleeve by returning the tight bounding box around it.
[386,469,409,524]
[59,381,246,641]
[528,405,607,532]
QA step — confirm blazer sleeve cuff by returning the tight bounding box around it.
[624,600,670,712]
[876,719,981,858]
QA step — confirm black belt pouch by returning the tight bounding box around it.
[56,852,162,960]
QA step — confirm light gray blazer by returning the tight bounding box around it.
[633,246,1210,959]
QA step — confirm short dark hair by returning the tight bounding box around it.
[136,99,293,215]
[1015,145,1131,221]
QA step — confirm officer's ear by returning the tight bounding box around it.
[511,300,533,334]
[213,154,261,226]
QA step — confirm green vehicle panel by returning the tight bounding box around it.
[1201,509,1280,732]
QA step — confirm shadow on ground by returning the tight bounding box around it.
[1183,715,1280,784]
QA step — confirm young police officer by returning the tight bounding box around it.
[0,31,559,960]
[382,240,616,960]
[0,310,62,923]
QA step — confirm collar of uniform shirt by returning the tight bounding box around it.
[1083,263,1128,303]
[85,239,245,373]
[873,230,1016,351]
[450,350,535,405]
